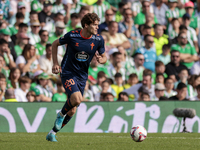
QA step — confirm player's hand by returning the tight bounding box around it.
[52,64,62,74]
[95,53,103,64]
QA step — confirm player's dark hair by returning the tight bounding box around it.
[179,25,187,31]
[114,72,122,78]
[112,52,121,57]
[118,2,127,8]
[0,38,8,45]
[16,12,25,19]
[39,29,48,36]
[19,23,28,28]
[71,13,80,19]
[46,43,52,49]
[155,61,164,67]
[144,34,153,41]
[97,71,106,78]
[177,82,187,90]
[129,73,138,79]
[30,11,38,15]
[0,72,6,79]
[81,13,100,28]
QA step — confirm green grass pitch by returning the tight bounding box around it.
[1,133,200,150]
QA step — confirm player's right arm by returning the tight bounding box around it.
[52,39,62,74]
[52,32,71,74]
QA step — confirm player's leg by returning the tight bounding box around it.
[61,107,77,128]
[46,77,85,142]
[47,107,77,140]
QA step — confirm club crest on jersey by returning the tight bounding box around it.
[75,51,89,62]
[90,43,95,50]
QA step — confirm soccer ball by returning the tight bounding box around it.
[130,125,147,142]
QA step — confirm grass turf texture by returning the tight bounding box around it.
[0,133,200,150]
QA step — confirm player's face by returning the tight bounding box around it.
[88,20,99,35]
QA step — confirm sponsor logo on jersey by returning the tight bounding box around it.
[75,51,89,62]
[70,34,81,37]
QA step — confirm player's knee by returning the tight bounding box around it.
[68,107,76,116]
[71,94,82,106]
[73,98,82,105]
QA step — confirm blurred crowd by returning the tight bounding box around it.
[1,0,200,102]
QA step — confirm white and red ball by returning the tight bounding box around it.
[130,125,147,142]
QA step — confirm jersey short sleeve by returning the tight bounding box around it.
[97,36,105,55]
[59,32,70,45]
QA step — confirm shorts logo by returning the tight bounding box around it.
[75,43,79,47]
[65,79,75,91]
[75,51,89,62]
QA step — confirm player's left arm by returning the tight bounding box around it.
[96,36,107,64]
[95,53,107,64]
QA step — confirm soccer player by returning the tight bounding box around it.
[46,13,107,142]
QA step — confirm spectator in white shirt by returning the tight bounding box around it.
[39,43,62,76]
[15,76,31,102]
